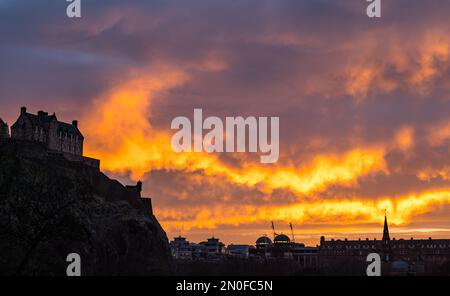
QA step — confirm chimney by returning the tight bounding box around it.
[136,181,142,193]
[21,106,27,114]
[72,120,78,128]
[37,111,48,117]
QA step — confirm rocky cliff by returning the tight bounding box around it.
[0,140,174,275]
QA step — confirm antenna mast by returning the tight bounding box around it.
[289,222,295,243]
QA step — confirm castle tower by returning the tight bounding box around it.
[0,118,9,140]
[382,214,390,242]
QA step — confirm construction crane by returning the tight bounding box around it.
[289,222,295,243]
[271,221,277,239]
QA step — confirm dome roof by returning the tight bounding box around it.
[256,236,272,245]
[391,260,408,272]
[274,234,291,243]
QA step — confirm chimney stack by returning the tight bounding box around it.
[21,106,27,114]
[72,120,78,128]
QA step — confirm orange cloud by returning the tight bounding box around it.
[417,167,450,181]
[81,69,387,195]
[157,189,450,233]
[82,66,188,179]
[428,119,450,146]
[410,32,450,92]
[346,65,398,99]
[78,58,390,198]
[393,126,414,152]
[341,30,450,99]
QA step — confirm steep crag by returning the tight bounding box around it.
[0,140,173,275]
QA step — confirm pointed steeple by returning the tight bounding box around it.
[382,212,390,241]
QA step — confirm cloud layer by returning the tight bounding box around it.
[1,0,450,244]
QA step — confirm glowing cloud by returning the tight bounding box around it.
[157,189,450,233]
[82,70,387,195]
[82,67,188,179]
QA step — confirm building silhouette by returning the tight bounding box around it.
[319,215,450,275]
[170,217,450,275]
[2,107,100,169]
[11,107,83,156]
[252,233,319,268]
[170,236,226,261]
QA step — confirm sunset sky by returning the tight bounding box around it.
[1,0,450,245]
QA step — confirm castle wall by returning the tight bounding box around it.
[83,156,100,170]
[141,197,153,215]
[46,120,60,151]
[48,123,83,156]
[85,171,153,215]
[50,134,83,156]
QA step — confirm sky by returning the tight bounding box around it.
[1,0,450,245]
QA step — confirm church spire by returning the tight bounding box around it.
[382,212,390,241]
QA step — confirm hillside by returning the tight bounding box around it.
[0,140,173,275]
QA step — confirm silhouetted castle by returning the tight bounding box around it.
[0,107,99,169]
[11,106,83,155]
[0,107,152,215]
